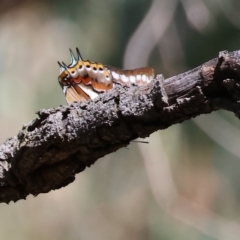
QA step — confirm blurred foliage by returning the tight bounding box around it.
[0,0,240,239]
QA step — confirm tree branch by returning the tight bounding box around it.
[1,50,240,203]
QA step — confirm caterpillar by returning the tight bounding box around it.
[58,48,154,104]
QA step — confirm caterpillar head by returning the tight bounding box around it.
[57,48,114,103]
[57,48,84,86]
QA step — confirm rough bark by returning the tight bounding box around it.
[1,50,240,203]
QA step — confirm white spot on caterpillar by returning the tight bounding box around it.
[78,83,99,99]
[120,75,128,83]
[141,74,147,82]
[70,70,78,78]
[136,75,141,81]
[112,72,120,80]
[77,65,87,76]
[129,75,135,83]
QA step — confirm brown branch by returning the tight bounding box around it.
[1,50,240,203]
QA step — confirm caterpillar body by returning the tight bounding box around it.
[58,48,154,104]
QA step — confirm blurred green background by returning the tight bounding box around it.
[0,0,240,239]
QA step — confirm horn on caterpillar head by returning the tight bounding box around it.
[62,61,68,69]
[61,61,72,74]
[69,48,77,66]
[57,61,66,73]
[76,48,83,61]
